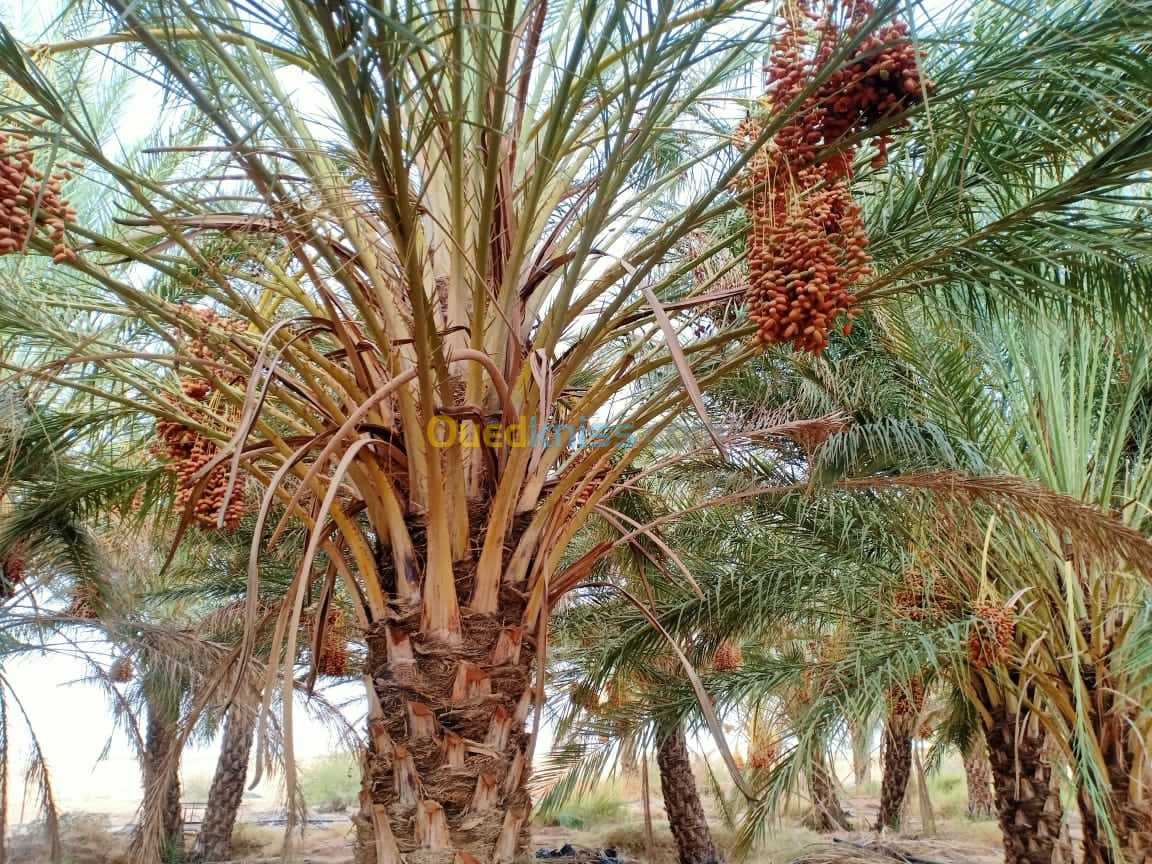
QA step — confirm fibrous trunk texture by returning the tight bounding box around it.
[143,698,183,856]
[876,713,914,831]
[354,589,535,864]
[656,724,718,864]
[983,703,1064,864]
[808,756,850,832]
[1073,645,1152,864]
[1077,731,1152,864]
[963,745,995,818]
[1080,785,1110,864]
[194,707,255,861]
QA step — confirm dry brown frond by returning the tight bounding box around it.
[841,472,1152,575]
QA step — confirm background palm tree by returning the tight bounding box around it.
[0,415,353,862]
[568,291,1152,863]
[712,304,1152,864]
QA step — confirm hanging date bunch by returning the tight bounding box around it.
[563,449,620,515]
[892,567,929,620]
[712,639,744,671]
[569,680,602,712]
[734,0,927,353]
[66,581,100,620]
[155,305,248,531]
[890,676,925,718]
[0,127,79,264]
[109,656,135,684]
[748,743,779,771]
[892,565,962,622]
[1,548,26,600]
[967,599,1016,671]
[317,607,349,677]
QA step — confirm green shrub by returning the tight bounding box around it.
[179,773,213,801]
[299,750,360,812]
[536,781,626,829]
[927,768,971,821]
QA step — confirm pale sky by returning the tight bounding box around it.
[4,650,356,822]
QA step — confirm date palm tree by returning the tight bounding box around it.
[3,0,1152,862]
[589,290,1152,864]
[0,402,155,863]
[0,417,342,862]
[714,304,1152,864]
[159,517,359,862]
[544,500,725,864]
[934,311,1152,864]
[194,700,257,862]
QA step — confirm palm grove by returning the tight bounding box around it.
[0,1,1151,864]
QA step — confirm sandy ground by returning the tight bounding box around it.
[5,793,1008,864]
[6,770,1007,864]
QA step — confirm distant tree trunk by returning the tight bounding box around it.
[656,724,718,864]
[620,743,641,777]
[912,744,935,836]
[194,707,256,861]
[851,721,872,787]
[876,711,914,831]
[963,745,995,818]
[983,700,1063,864]
[807,754,850,832]
[142,693,184,858]
[619,728,641,777]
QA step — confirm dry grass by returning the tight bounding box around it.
[5,813,357,864]
[943,818,1003,847]
[558,819,824,864]
[228,823,285,858]
[223,821,353,862]
[533,762,1002,864]
[3,765,1002,864]
[7,813,129,864]
[785,835,1002,864]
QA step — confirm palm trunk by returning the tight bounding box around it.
[1075,654,1152,864]
[1079,786,1110,864]
[850,721,872,787]
[143,695,183,858]
[912,744,935,835]
[193,707,255,861]
[983,701,1064,864]
[1056,815,1074,864]
[1113,775,1152,864]
[808,754,850,831]
[963,745,995,818]
[876,712,914,831]
[655,723,718,864]
[353,596,536,864]
[1077,727,1152,864]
